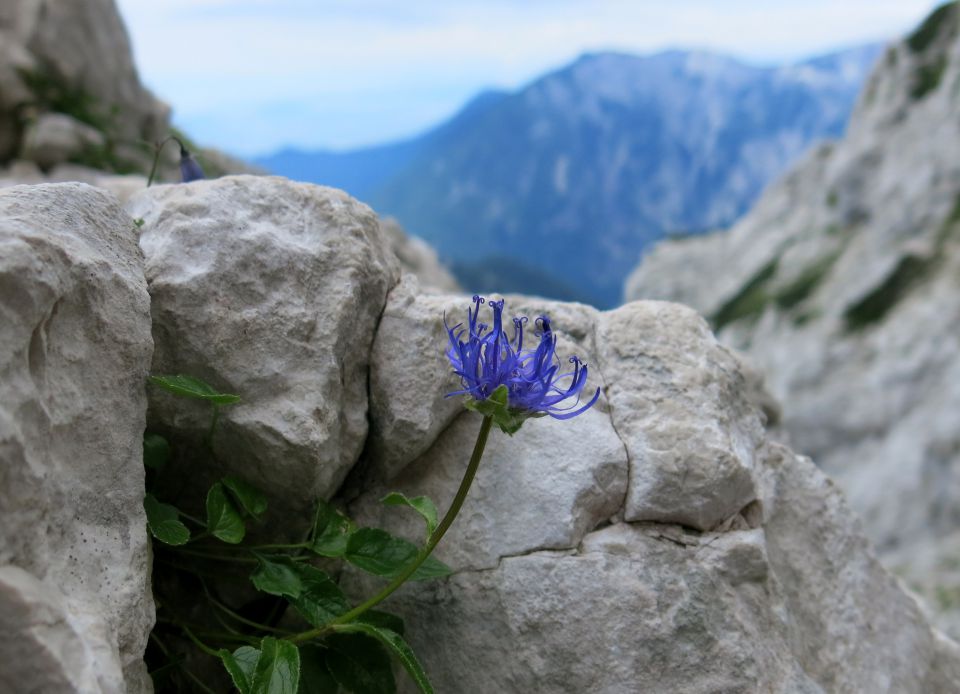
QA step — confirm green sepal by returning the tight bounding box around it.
[344,528,451,581]
[332,623,434,694]
[250,553,303,598]
[143,433,170,471]
[148,374,241,405]
[143,494,190,545]
[206,482,246,543]
[380,492,438,536]
[462,384,539,435]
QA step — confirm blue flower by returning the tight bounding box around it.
[178,143,205,183]
[445,296,600,430]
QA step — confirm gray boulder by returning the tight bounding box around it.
[20,113,106,169]
[127,175,400,518]
[379,217,460,293]
[0,183,154,692]
[344,297,960,693]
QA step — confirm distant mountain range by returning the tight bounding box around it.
[257,45,882,307]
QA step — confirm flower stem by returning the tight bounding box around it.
[289,414,494,644]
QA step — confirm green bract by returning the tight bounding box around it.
[463,384,543,435]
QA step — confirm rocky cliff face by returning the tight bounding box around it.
[0,0,255,191]
[626,2,960,635]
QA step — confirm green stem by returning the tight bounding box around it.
[206,405,220,449]
[289,414,493,644]
[169,548,259,563]
[146,136,173,187]
[208,596,293,634]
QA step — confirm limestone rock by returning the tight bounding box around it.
[0,183,154,692]
[624,3,960,634]
[21,113,106,170]
[365,285,602,481]
[597,301,763,530]
[0,0,169,151]
[379,217,459,292]
[342,295,960,693]
[128,175,399,517]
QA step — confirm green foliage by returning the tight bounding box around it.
[381,492,438,536]
[251,553,304,598]
[290,565,349,627]
[345,528,452,581]
[773,253,839,311]
[333,623,435,694]
[310,501,355,557]
[149,374,241,404]
[16,65,153,174]
[143,494,190,545]
[143,433,170,471]
[17,66,109,132]
[223,475,269,519]
[911,56,948,100]
[843,254,931,330]
[144,373,446,693]
[710,259,779,330]
[325,633,396,694]
[297,645,339,693]
[906,2,957,54]
[206,483,247,543]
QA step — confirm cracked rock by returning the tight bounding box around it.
[127,176,399,517]
[0,183,154,692]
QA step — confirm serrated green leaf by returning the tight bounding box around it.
[325,633,394,694]
[206,483,246,544]
[222,475,268,519]
[219,646,259,694]
[251,553,303,598]
[332,624,433,694]
[462,384,535,435]
[309,501,355,558]
[344,528,452,581]
[380,493,438,536]
[298,645,338,694]
[143,494,190,545]
[250,637,300,694]
[289,565,348,628]
[143,433,170,471]
[148,374,241,405]
[355,610,404,636]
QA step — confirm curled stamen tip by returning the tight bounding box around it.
[472,295,485,304]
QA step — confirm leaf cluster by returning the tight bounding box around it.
[144,375,443,693]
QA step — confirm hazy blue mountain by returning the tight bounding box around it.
[257,46,881,307]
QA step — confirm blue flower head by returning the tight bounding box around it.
[178,142,205,183]
[445,295,600,433]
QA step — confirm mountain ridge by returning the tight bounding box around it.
[258,44,882,306]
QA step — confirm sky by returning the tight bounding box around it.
[115,0,944,157]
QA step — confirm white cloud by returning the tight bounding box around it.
[115,0,943,155]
